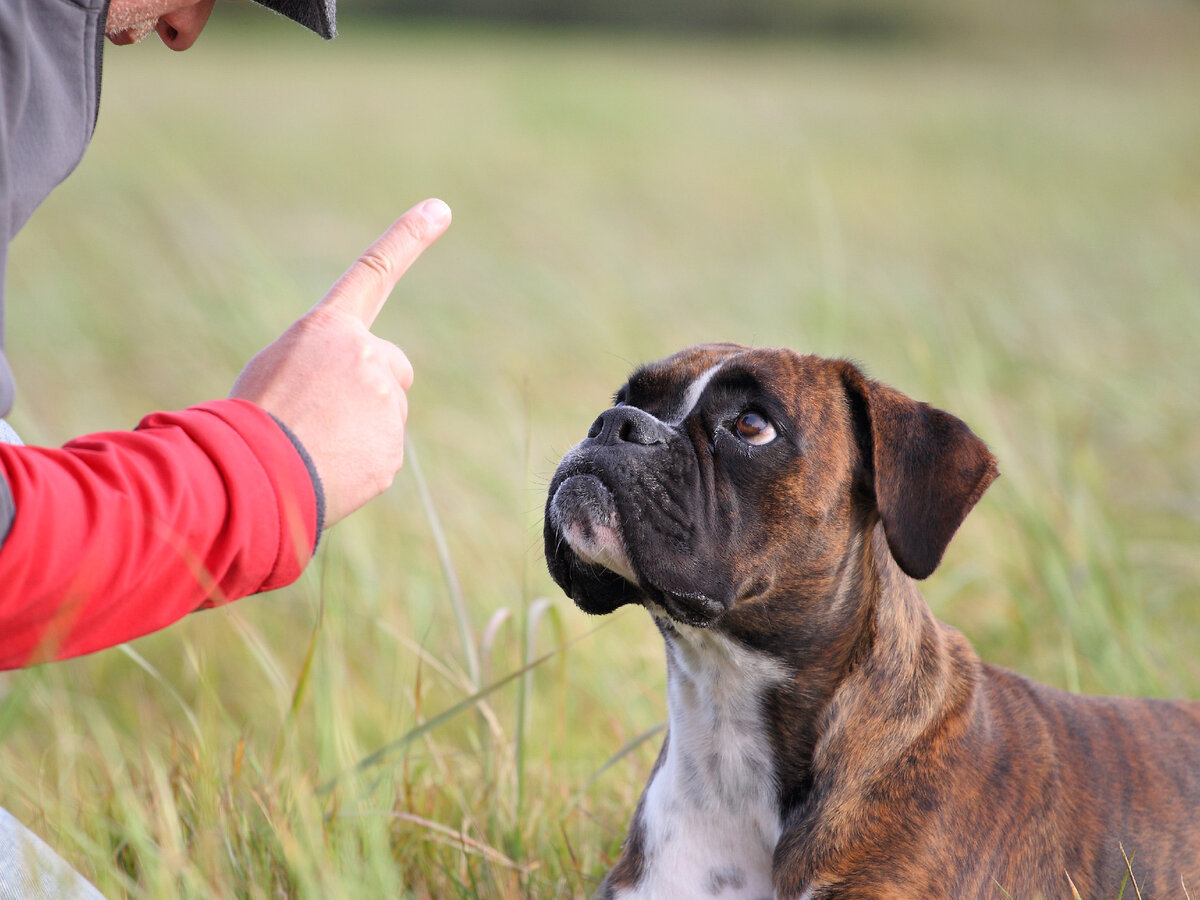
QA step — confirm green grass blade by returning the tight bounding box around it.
[319,638,578,799]
[406,436,481,690]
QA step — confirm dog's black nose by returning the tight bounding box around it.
[587,406,673,446]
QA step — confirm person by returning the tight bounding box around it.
[0,0,449,894]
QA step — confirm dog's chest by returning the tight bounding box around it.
[614,621,787,900]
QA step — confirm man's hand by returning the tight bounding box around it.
[231,198,452,528]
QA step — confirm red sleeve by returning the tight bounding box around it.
[0,399,320,669]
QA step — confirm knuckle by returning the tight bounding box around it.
[357,248,396,285]
[383,341,414,386]
[395,213,427,245]
[300,304,349,334]
[374,466,398,494]
[397,352,415,381]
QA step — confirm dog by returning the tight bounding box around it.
[544,343,1200,900]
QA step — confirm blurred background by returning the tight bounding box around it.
[2,0,1198,896]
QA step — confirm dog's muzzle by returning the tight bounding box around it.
[546,400,740,626]
[548,473,638,586]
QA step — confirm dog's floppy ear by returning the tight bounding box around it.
[840,364,999,580]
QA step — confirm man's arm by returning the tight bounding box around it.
[0,200,450,669]
[0,400,318,668]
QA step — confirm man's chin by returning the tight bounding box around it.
[106,21,157,45]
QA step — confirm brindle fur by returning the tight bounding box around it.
[545,344,1200,899]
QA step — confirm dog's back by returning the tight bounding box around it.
[964,668,1200,898]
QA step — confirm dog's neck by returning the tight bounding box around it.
[621,522,981,899]
[773,524,984,891]
[660,619,791,811]
[653,519,980,827]
[627,612,788,899]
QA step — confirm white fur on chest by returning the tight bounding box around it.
[612,615,787,900]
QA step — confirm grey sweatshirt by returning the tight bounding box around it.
[0,0,110,417]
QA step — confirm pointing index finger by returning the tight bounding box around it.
[317,198,452,327]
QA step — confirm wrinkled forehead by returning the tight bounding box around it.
[619,344,829,422]
[618,344,742,407]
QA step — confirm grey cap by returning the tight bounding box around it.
[254,0,336,39]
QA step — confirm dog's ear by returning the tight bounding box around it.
[839,364,999,580]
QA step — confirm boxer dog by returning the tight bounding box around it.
[544,343,1200,900]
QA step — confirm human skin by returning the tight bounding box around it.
[105,0,217,49]
[231,200,453,527]
[103,0,453,528]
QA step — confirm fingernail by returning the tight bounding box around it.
[417,198,452,226]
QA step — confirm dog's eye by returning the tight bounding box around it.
[735,411,776,446]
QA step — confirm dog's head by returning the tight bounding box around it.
[544,344,998,629]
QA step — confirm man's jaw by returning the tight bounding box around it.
[106,21,157,44]
[105,0,178,44]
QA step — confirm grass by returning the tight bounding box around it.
[2,5,1199,897]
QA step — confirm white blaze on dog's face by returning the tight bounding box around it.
[550,359,730,591]
[664,360,726,427]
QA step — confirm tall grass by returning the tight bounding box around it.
[2,7,1199,897]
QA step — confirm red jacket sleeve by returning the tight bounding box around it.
[0,399,320,669]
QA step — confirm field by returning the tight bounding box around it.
[2,5,1199,897]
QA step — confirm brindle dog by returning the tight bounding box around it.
[545,343,1200,900]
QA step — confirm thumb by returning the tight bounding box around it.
[315,198,452,327]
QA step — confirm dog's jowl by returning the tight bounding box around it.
[544,343,1200,900]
